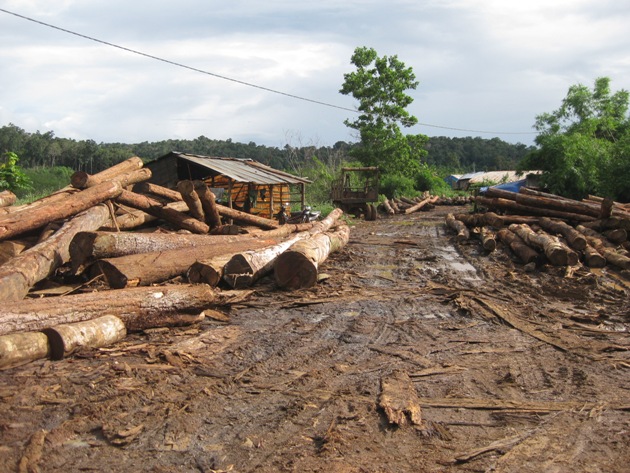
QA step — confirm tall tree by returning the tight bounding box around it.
[520,77,630,200]
[339,47,428,177]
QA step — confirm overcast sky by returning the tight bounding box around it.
[1,1,629,149]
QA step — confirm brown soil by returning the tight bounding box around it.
[1,205,629,472]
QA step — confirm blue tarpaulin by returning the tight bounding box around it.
[479,179,527,195]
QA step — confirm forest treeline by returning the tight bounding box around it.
[0,123,534,176]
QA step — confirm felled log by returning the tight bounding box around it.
[187,253,234,286]
[0,180,122,242]
[496,228,540,264]
[177,180,205,221]
[576,225,630,270]
[475,227,496,252]
[404,195,439,214]
[223,233,308,288]
[115,189,209,234]
[70,156,144,189]
[274,225,350,290]
[382,199,395,215]
[580,217,630,231]
[216,204,280,230]
[475,196,593,222]
[400,196,417,206]
[0,204,114,301]
[509,224,578,266]
[0,285,215,336]
[603,228,627,245]
[446,213,470,242]
[0,332,50,370]
[43,315,127,360]
[0,190,16,207]
[97,237,280,288]
[583,244,606,268]
[109,200,190,230]
[133,181,182,202]
[194,181,222,228]
[389,199,401,214]
[0,239,32,266]
[455,212,504,228]
[538,217,587,251]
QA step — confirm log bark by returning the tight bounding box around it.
[475,196,594,222]
[115,189,210,234]
[509,224,578,266]
[446,214,470,242]
[454,212,504,228]
[216,204,280,230]
[0,239,32,266]
[0,285,215,336]
[274,225,350,290]
[583,244,606,268]
[0,332,50,370]
[43,315,127,360]
[538,217,587,251]
[0,190,16,207]
[603,228,627,245]
[223,233,308,288]
[496,228,540,264]
[404,195,439,214]
[71,156,144,189]
[580,217,630,231]
[0,204,113,301]
[194,181,222,229]
[177,180,205,221]
[97,237,280,288]
[0,181,122,241]
[514,192,602,218]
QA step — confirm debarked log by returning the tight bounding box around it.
[404,195,439,214]
[509,224,578,266]
[97,237,280,288]
[0,180,122,242]
[115,189,209,234]
[274,224,350,290]
[0,285,215,336]
[0,204,114,302]
[496,228,540,264]
[446,214,470,242]
[223,233,308,289]
[42,315,127,360]
[0,332,50,370]
[538,217,587,251]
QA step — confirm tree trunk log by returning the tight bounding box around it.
[576,225,630,270]
[274,225,350,290]
[108,200,189,230]
[0,181,122,242]
[496,228,540,264]
[97,237,280,288]
[223,233,308,288]
[475,196,594,222]
[538,217,587,251]
[0,190,17,207]
[583,244,606,268]
[194,181,223,229]
[0,239,32,266]
[0,204,113,301]
[476,227,496,252]
[0,285,215,336]
[216,204,280,230]
[43,315,127,360]
[115,189,210,234]
[446,214,470,242]
[71,156,144,189]
[382,199,395,215]
[404,195,439,214]
[603,228,627,245]
[454,212,504,228]
[508,224,578,266]
[177,180,205,221]
[580,217,630,232]
[133,181,183,202]
[0,332,50,370]
[187,253,235,286]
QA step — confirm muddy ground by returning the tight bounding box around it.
[1,204,629,472]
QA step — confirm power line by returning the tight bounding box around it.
[0,7,537,136]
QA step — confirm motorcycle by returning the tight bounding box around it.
[276,204,321,224]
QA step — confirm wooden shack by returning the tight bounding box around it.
[144,152,310,218]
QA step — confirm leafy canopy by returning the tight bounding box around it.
[520,77,630,200]
[339,47,428,178]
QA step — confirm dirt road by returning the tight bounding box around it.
[1,205,629,472]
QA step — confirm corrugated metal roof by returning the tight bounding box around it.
[168,152,311,185]
[468,170,541,184]
[458,171,485,180]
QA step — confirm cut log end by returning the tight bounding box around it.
[274,251,318,290]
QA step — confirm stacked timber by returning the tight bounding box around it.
[0,158,350,369]
[448,186,629,269]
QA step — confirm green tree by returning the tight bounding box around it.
[339,47,428,178]
[519,77,630,200]
[0,152,31,192]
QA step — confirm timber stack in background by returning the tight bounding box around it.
[0,158,350,370]
[444,185,630,274]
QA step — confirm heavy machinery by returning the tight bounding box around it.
[331,166,380,220]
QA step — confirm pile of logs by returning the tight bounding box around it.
[0,157,350,369]
[445,186,630,272]
[380,194,472,216]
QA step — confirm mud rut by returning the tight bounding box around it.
[1,205,629,472]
